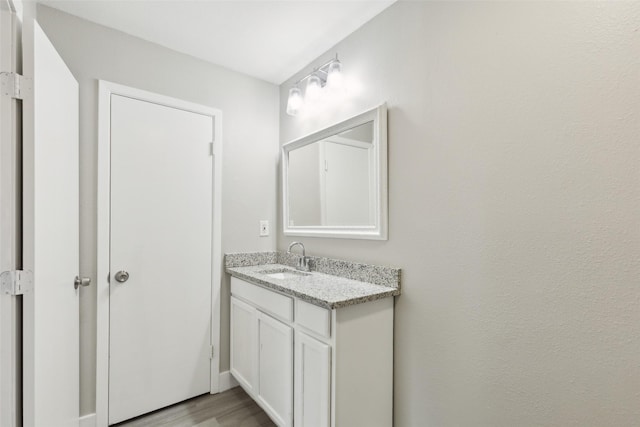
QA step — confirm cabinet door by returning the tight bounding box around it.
[258,312,293,427]
[295,331,331,427]
[230,296,257,393]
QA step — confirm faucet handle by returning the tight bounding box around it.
[298,256,311,272]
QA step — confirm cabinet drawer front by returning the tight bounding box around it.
[231,277,293,322]
[296,299,331,338]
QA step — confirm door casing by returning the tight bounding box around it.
[96,81,222,427]
[0,2,21,426]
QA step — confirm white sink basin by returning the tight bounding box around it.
[258,268,311,280]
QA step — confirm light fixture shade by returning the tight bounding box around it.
[306,74,322,102]
[326,60,343,90]
[286,87,303,116]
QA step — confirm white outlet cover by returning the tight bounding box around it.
[259,220,269,237]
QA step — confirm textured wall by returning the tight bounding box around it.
[37,5,279,416]
[279,2,640,425]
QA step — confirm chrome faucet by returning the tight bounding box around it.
[287,241,310,272]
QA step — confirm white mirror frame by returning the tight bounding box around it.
[282,103,388,240]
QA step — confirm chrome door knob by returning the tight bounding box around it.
[114,271,129,283]
[74,276,91,290]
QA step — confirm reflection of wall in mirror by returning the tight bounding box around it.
[288,143,321,226]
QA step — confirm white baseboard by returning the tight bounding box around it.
[80,413,96,427]
[219,370,239,392]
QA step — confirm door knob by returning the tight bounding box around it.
[74,276,91,290]
[114,271,129,283]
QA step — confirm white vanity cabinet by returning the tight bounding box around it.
[230,276,394,427]
[295,330,331,427]
[230,296,258,393]
[230,278,294,427]
[257,311,293,426]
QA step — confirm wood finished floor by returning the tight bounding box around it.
[112,387,276,427]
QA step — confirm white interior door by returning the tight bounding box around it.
[21,14,80,427]
[109,95,214,424]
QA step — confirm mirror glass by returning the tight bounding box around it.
[282,104,387,240]
[288,121,374,227]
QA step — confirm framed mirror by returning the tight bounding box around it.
[282,104,387,240]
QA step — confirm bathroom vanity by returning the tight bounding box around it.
[226,253,400,427]
[228,103,396,426]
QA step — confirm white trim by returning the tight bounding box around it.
[0,5,21,427]
[96,81,223,427]
[79,413,96,427]
[282,103,388,240]
[218,370,239,393]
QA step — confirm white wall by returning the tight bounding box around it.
[279,2,640,426]
[37,5,279,416]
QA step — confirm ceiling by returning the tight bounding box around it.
[37,0,396,84]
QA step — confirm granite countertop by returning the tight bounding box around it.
[226,263,400,310]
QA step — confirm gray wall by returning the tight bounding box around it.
[279,2,640,426]
[37,5,279,416]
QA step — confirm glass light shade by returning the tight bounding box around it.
[326,60,343,90]
[286,87,303,116]
[305,74,322,101]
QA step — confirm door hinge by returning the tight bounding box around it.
[210,345,215,359]
[0,72,31,100]
[1,270,34,295]
[209,141,214,156]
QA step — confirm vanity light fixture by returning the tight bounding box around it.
[286,54,344,116]
[326,59,343,91]
[286,87,303,116]
[305,74,322,102]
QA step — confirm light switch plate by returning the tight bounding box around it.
[259,220,269,237]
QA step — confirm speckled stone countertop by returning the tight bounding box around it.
[225,253,401,309]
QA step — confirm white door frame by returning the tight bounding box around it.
[0,2,21,426]
[96,81,222,426]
